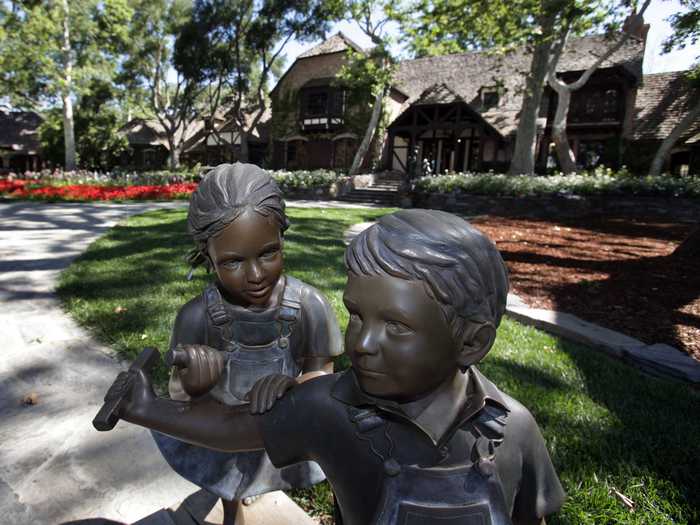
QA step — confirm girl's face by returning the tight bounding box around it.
[207,208,283,308]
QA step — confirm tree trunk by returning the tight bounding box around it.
[61,0,76,171]
[549,86,577,173]
[649,97,700,176]
[508,37,553,175]
[167,136,181,171]
[349,88,385,176]
[239,132,249,163]
[673,224,700,257]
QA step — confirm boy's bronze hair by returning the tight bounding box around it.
[345,209,509,343]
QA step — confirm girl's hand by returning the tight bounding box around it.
[246,374,297,414]
[168,344,225,398]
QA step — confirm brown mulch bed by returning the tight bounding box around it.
[470,216,699,360]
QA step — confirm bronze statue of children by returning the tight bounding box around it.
[101,208,565,525]
[153,162,342,524]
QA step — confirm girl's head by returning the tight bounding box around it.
[187,163,289,306]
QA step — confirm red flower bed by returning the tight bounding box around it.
[0,178,197,201]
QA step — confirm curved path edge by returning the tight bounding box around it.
[0,201,197,525]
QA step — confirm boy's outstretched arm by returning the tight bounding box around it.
[108,368,264,453]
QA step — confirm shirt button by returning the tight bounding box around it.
[439,445,449,458]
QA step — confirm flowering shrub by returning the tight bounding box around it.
[0,178,197,201]
[2,166,203,186]
[270,169,342,191]
[413,168,700,198]
[0,168,345,201]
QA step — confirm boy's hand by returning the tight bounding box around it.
[246,374,297,414]
[167,344,225,397]
[101,368,156,421]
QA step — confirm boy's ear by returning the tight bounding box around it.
[457,322,496,368]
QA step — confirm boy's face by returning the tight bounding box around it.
[207,209,283,307]
[343,274,460,402]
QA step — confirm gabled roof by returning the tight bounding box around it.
[391,34,645,136]
[0,110,43,154]
[413,83,464,106]
[122,107,272,151]
[120,118,204,150]
[298,32,364,59]
[630,71,700,141]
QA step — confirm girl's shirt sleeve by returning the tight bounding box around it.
[298,285,343,359]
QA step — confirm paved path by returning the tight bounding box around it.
[0,201,197,525]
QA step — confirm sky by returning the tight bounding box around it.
[280,0,699,76]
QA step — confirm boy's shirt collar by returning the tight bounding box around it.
[331,366,509,446]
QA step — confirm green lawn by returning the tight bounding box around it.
[58,207,700,525]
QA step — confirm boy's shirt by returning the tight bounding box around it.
[260,368,565,525]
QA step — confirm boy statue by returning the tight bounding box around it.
[98,209,565,525]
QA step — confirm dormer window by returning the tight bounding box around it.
[299,83,346,130]
[306,91,329,117]
[482,90,499,109]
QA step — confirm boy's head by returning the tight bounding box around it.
[186,163,288,271]
[343,209,509,401]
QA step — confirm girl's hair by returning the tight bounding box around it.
[345,209,509,342]
[186,163,289,270]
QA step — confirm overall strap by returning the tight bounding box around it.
[204,283,234,350]
[276,276,302,349]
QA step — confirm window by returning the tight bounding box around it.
[482,91,499,109]
[305,91,329,117]
[286,142,297,163]
[603,89,619,120]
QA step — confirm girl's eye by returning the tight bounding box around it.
[386,321,412,335]
[223,260,242,269]
[260,249,278,259]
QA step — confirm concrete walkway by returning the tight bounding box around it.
[0,201,198,525]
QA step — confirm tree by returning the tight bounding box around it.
[648,0,700,177]
[119,0,205,171]
[547,0,651,174]
[0,0,132,170]
[40,80,129,170]
[338,0,395,175]
[173,0,343,164]
[399,0,620,175]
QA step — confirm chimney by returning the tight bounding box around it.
[623,13,650,43]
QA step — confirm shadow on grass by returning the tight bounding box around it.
[482,337,699,523]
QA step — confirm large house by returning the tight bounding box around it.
[269,29,655,174]
[119,24,698,175]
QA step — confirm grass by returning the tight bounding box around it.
[58,207,700,524]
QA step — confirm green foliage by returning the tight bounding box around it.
[0,0,133,107]
[39,80,128,170]
[58,207,700,523]
[663,0,700,80]
[413,169,700,197]
[271,169,342,191]
[398,0,621,58]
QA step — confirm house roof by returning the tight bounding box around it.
[629,71,700,141]
[298,32,364,59]
[120,118,204,150]
[122,107,272,151]
[391,34,645,136]
[0,110,43,154]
